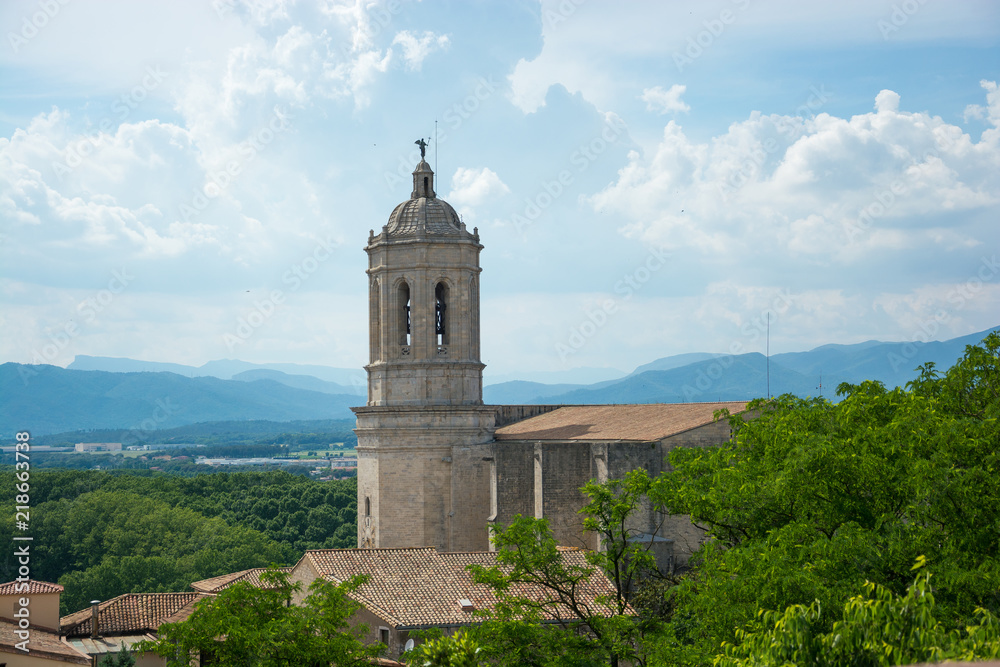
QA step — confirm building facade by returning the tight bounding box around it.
[355,154,744,561]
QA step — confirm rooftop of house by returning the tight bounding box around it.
[298,546,619,629]
[0,618,90,664]
[0,579,64,595]
[61,592,208,638]
[494,402,747,442]
[190,567,292,593]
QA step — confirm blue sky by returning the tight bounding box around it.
[1,0,998,382]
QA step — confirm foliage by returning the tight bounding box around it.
[0,470,358,614]
[405,631,483,667]
[717,566,1000,666]
[136,568,381,667]
[99,645,136,667]
[469,514,641,667]
[646,332,1000,662]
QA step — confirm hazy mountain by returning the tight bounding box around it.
[483,381,587,404]
[231,369,364,396]
[12,327,996,436]
[2,364,358,437]
[490,327,998,405]
[484,366,626,386]
[68,355,365,385]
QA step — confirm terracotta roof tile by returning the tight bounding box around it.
[301,547,618,629]
[0,619,90,664]
[494,402,747,441]
[0,579,63,595]
[190,567,291,593]
[61,592,208,637]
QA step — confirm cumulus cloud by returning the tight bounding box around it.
[641,84,690,114]
[591,86,1000,278]
[964,79,1000,125]
[446,167,511,218]
[392,30,450,71]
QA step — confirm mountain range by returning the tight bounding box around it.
[3,327,994,437]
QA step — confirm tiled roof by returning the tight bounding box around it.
[0,579,63,595]
[61,592,208,637]
[191,567,291,593]
[0,618,90,664]
[301,547,619,629]
[494,402,747,441]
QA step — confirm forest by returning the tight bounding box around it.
[0,470,357,614]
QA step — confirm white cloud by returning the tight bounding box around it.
[392,30,450,71]
[446,167,511,218]
[964,79,1000,126]
[641,84,690,114]
[590,86,1000,303]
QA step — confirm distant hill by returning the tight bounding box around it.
[490,326,999,405]
[1,364,358,437]
[231,369,364,396]
[68,355,366,386]
[7,327,995,436]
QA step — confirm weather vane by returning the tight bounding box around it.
[415,138,429,159]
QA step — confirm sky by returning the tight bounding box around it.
[1,0,998,383]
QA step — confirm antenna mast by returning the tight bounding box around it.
[766,312,770,399]
[434,120,438,176]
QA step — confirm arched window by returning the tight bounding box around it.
[435,282,448,346]
[398,282,410,346]
[423,176,429,195]
[365,496,371,517]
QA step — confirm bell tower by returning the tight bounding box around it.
[353,148,496,552]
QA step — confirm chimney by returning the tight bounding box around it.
[90,600,100,638]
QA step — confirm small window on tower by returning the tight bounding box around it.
[365,496,371,516]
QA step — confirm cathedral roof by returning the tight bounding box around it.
[494,402,748,442]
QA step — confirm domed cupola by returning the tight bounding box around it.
[384,159,463,237]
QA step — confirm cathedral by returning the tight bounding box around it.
[354,151,745,565]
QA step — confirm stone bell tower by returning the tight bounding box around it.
[353,148,496,552]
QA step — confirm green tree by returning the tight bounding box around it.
[405,631,483,667]
[136,569,381,667]
[469,514,642,667]
[717,565,1000,666]
[646,333,1000,663]
[99,645,136,667]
